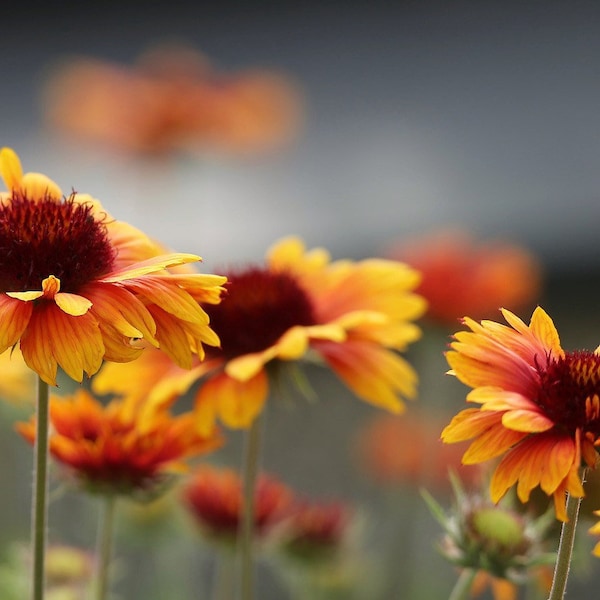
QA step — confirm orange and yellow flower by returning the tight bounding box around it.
[441,306,600,521]
[386,229,541,325]
[0,147,226,385]
[93,236,426,431]
[17,389,222,496]
[43,45,303,157]
[182,464,293,543]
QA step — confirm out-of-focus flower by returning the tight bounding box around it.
[44,45,304,157]
[423,476,555,600]
[44,545,94,591]
[441,307,600,521]
[276,499,352,565]
[357,410,483,492]
[386,229,542,325]
[182,464,293,545]
[17,389,223,498]
[93,236,426,432]
[0,543,94,600]
[588,510,600,558]
[0,147,226,385]
[0,347,35,406]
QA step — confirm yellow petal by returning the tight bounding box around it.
[54,293,92,316]
[501,409,554,432]
[528,306,563,357]
[198,371,268,430]
[7,290,44,301]
[21,172,62,200]
[0,147,23,190]
[226,349,274,382]
[103,253,201,281]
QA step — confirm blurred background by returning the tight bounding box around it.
[3,1,600,598]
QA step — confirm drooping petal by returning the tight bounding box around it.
[83,282,158,343]
[316,339,417,412]
[0,294,33,353]
[54,292,93,316]
[462,425,527,464]
[195,370,268,431]
[20,303,104,385]
[102,253,202,281]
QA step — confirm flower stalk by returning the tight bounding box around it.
[239,412,264,600]
[31,376,49,600]
[547,471,586,600]
[95,495,117,600]
[448,568,477,600]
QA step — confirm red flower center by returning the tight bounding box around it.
[537,350,600,434]
[0,192,116,293]
[205,267,317,359]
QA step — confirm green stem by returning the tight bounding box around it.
[239,413,264,600]
[212,549,235,600]
[32,377,49,600]
[448,568,476,600]
[547,476,586,600]
[95,495,117,600]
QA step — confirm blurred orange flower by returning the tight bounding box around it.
[44,45,304,157]
[441,306,599,521]
[277,499,352,564]
[0,347,36,406]
[0,147,226,385]
[93,236,426,432]
[182,464,293,543]
[386,229,542,325]
[17,389,223,497]
[357,410,483,491]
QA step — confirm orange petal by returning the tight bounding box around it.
[0,294,33,352]
[124,276,209,324]
[20,303,104,385]
[441,409,501,443]
[84,282,157,343]
[462,425,527,464]
[318,339,416,412]
[147,305,194,369]
[47,305,105,382]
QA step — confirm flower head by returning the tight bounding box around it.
[0,148,226,385]
[182,464,293,544]
[44,45,303,157]
[17,389,223,497]
[93,236,426,431]
[276,499,353,565]
[441,306,600,521]
[386,229,541,325]
[423,476,555,599]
